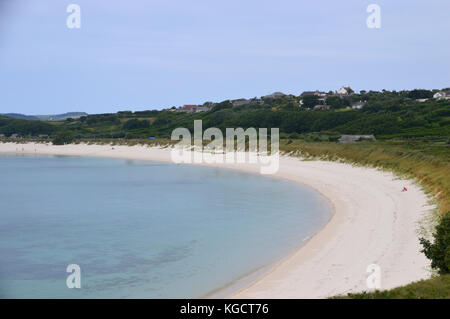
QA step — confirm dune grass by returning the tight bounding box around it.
[279,139,450,215]
[335,275,450,299]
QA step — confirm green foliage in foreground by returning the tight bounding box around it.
[52,131,75,145]
[420,213,450,274]
[335,275,450,299]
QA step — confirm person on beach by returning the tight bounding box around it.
[402,187,408,192]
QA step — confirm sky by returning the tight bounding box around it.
[0,0,449,115]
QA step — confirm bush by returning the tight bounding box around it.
[52,131,75,145]
[420,213,450,274]
[122,119,150,130]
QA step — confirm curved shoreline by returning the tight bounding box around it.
[0,142,433,298]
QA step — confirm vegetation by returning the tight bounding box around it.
[420,213,450,274]
[0,116,55,136]
[336,274,450,299]
[1,89,448,140]
[52,131,75,145]
[278,139,450,215]
[278,137,450,298]
[1,87,449,298]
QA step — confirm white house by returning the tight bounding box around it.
[433,92,444,99]
[433,91,450,100]
[337,86,354,96]
[338,86,349,95]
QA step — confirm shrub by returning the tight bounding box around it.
[52,131,75,145]
[122,119,150,130]
[420,213,450,274]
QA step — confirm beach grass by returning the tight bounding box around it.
[279,139,450,215]
[334,274,450,299]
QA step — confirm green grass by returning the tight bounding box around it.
[334,275,450,299]
[279,139,450,215]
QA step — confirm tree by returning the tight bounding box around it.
[345,87,355,95]
[282,101,296,110]
[326,96,345,109]
[122,119,150,130]
[52,131,75,145]
[211,100,232,112]
[302,95,319,108]
[420,213,450,274]
[408,89,433,99]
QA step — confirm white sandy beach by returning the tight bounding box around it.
[0,142,433,298]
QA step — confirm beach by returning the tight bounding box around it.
[0,142,433,298]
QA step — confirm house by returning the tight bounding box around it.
[262,92,286,99]
[10,133,20,138]
[351,101,366,109]
[315,91,327,97]
[193,106,211,112]
[433,90,450,100]
[232,99,249,107]
[0,134,5,138]
[433,92,444,99]
[338,135,376,143]
[301,90,327,97]
[175,104,211,113]
[313,104,331,110]
[248,97,264,105]
[38,134,49,138]
[337,86,354,96]
[181,105,198,112]
[202,102,217,109]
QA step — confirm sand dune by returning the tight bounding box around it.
[0,142,433,298]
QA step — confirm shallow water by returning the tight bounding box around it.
[0,154,330,298]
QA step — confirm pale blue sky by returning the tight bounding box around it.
[0,0,449,114]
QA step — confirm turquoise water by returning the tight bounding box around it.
[0,154,330,298]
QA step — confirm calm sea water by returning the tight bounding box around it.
[0,154,330,298]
